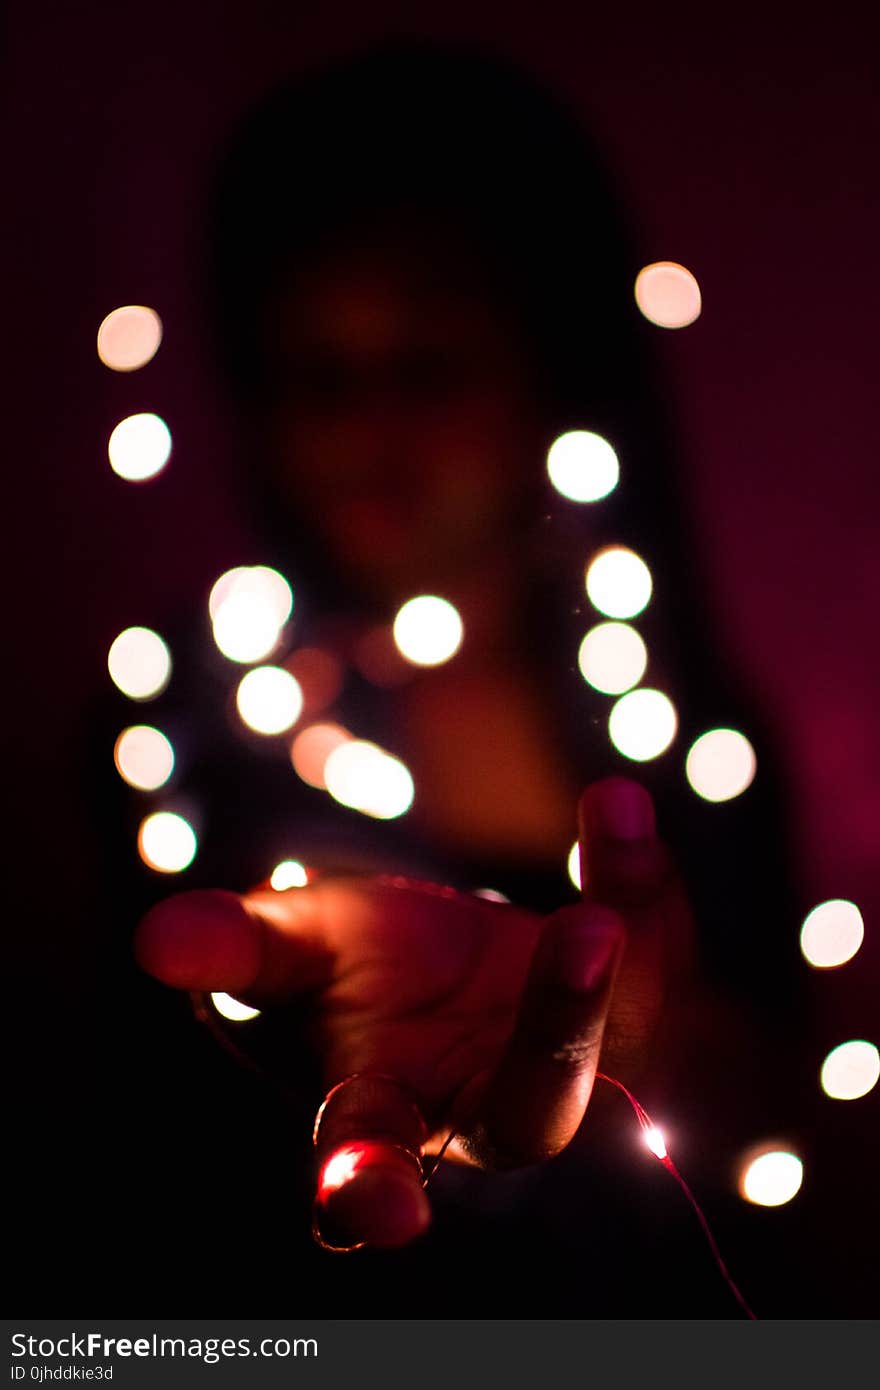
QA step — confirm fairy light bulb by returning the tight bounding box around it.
[567,841,582,890]
[546,430,619,502]
[586,546,653,619]
[113,724,174,790]
[393,596,463,667]
[738,1148,803,1207]
[269,859,309,890]
[799,899,864,969]
[578,621,647,695]
[609,688,678,761]
[210,993,261,1022]
[820,1040,879,1101]
[324,740,414,819]
[137,811,197,873]
[643,1126,668,1160]
[236,666,303,735]
[97,305,163,371]
[108,413,172,482]
[635,262,702,328]
[686,729,756,802]
[107,626,171,700]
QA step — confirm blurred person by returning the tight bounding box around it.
[108,41,811,1314]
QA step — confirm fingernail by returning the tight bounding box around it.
[316,1145,430,1250]
[590,779,655,841]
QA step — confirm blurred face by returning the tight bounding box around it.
[263,212,548,606]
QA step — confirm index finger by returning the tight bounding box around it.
[133,885,337,1001]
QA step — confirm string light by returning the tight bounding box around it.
[107,626,171,700]
[586,546,653,619]
[290,722,353,789]
[634,262,702,329]
[97,305,163,371]
[324,740,414,819]
[210,992,261,1022]
[236,666,303,735]
[608,688,677,761]
[137,811,197,873]
[269,859,309,890]
[578,621,647,695]
[113,724,174,790]
[209,566,293,664]
[108,412,172,482]
[546,430,619,502]
[685,728,757,802]
[799,899,864,969]
[820,1040,879,1101]
[567,841,582,890]
[392,596,464,667]
[738,1148,803,1207]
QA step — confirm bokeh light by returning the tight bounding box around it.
[324,740,415,819]
[578,621,647,695]
[609,688,677,761]
[290,722,353,790]
[113,725,174,790]
[108,413,172,482]
[474,888,511,903]
[643,1126,667,1160]
[799,899,864,969]
[635,262,702,329]
[586,547,653,619]
[107,626,171,700]
[546,431,620,503]
[210,992,261,1022]
[137,811,197,873]
[97,305,163,371]
[820,1040,879,1100]
[738,1148,803,1207]
[567,841,582,891]
[685,728,757,802]
[210,566,293,664]
[269,859,309,890]
[236,666,303,735]
[393,596,464,667]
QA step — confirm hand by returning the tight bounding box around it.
[134,777,694,1250]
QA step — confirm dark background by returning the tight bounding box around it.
[5,2,878,1315]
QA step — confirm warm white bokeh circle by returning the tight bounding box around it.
[290,722,353,789]
[269,859,309,890]
[236,666,303,735]
[685,728,757,802]
[799,899,864,969]
[820,1040,879,1100]
[635,262,702,328]
[209,566,293,664]
[137,811,197,873]
[586,547,653,619]
[108,412,172,481]
[609,688,677,761]
[567,841,582,891]
[324,740,415,819]
[578,622,647,695]
[393,596,464,667]
[546,431,620,503]
[97,305,163,371]
[107,626,171,700]
[738,1149,803,1207]
[210,992,261,1022]
[113,725,174,790]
